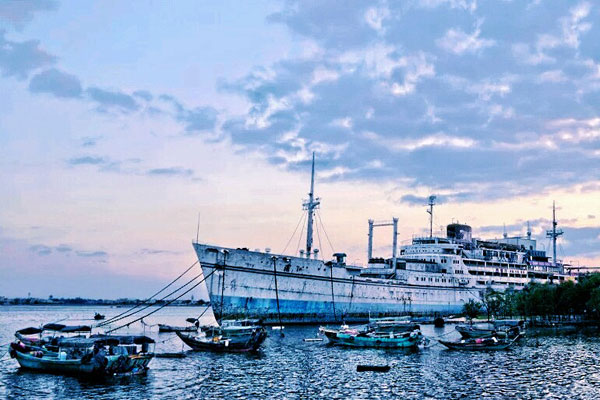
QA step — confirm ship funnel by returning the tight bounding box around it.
[447,223,472,241]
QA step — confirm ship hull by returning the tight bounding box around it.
[194,244,477,324]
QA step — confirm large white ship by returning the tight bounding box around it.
[194,156,571,323]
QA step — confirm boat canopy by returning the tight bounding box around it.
[41,323,91,332]
[91,334,155,344]
[42,323,67,331]
[61,325,92,333]
[16,327,43,335]
[57,337,120,348]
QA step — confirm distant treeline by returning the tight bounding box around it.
[464,273,600,320]
[0,296,209,306]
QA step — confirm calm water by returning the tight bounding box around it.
[1,306,600,399]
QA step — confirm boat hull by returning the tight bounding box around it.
[324,331,421,348]
[176,329,267,352]
[195,244,476,324]
[439,336,519,351]
[158,324,197,333]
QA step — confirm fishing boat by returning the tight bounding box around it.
[321,322,423,348]
[456,320,524,339]
[439,335,519,351]
[9,335,154,376]
[176,320,267,352]
[10,325,155,376]
[94,313,105,320]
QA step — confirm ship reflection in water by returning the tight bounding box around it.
[1,306,600,399]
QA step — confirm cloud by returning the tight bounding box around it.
[179,106,218,133]
[132,90,153,101]
[28,68,82,98]
[364,5,390,33]
[68,156,106,166]
[66,154,200,181]
[139,248,180,255]
[29,244,52,256]
[436,23,495,55]
[29,242,107,259]
[419,0,477,12]
[0,30,55,79]
[86,87,140,113]
[146,167,194,177]
[81,137,100,147]
[75,250,107,258]
[0,0,58,29]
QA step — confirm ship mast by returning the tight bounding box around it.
[427,195,436,238]
[546,201,563,271]
[303,153,320,258]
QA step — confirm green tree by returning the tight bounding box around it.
[482,289,504,321]
[586,287,600,319]
[463,299,482,321]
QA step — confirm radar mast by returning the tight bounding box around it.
[303,153,320,257]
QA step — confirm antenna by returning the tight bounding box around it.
[195,212,200,244]
[303,152,320,257]
[426,195,436,238]
[546,201,564,271]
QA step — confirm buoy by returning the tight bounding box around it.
[357,365,391,372]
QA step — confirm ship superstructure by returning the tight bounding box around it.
[194,156,571,323]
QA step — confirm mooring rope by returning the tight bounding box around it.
[105,269,216,333]
[99,272,204,328]
[97,260,199,327]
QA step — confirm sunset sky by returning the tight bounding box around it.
[1,0,599,298]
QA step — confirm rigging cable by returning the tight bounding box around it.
[315,214,324,259]
[105,269,216,333]
[282,212,307,254]
[296,213,307,255]
[316,211,335,254]
[99,271,204,328]
[97,260,199,327]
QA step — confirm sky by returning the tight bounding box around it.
[1,0,599,299]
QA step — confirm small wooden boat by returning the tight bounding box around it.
[176,320,267,352]
[439,335,519,351]
[456,320,524,339]
[10,332,155,376]
[94,313,105,320]
[158,324,198,333]
[321,324,423,349]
